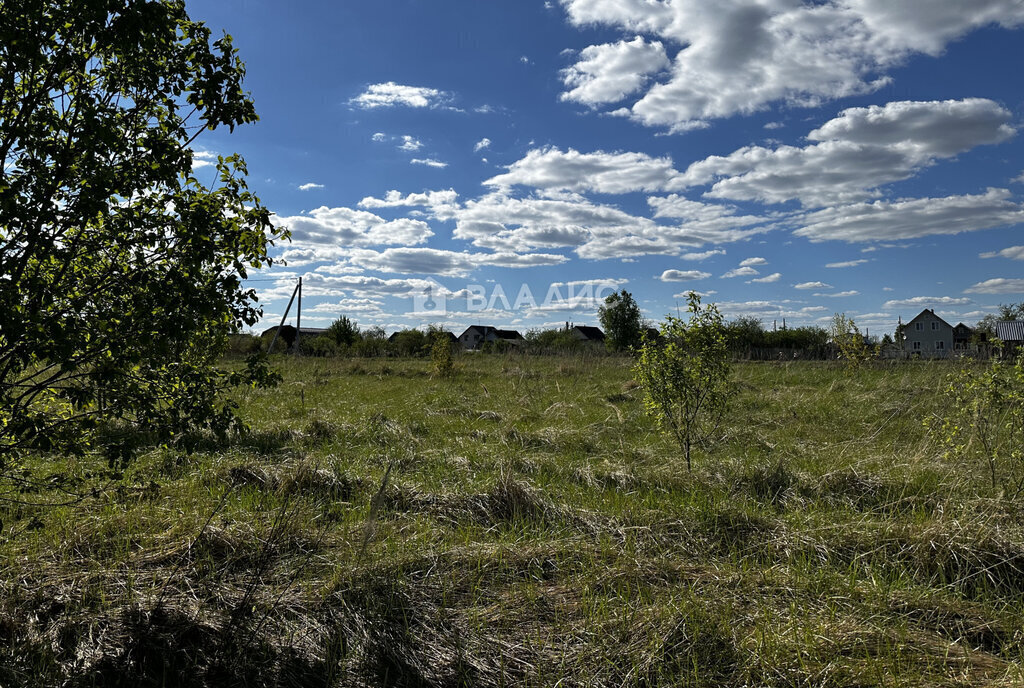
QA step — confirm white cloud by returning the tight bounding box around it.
[451,192,671,258]
[358,189,460,220]
[963,279,1024,295]
[815,290,860,297]
[559,0,1024,129]
[794,189,1024,242]
[298,182,324,191]
[344,247,568,277]
[980,245,1024,260]
[749,272,781,283]
[825,259,869,268]
[739,256,767,267]
[883,296,973,308]
[274,206,434,254]
[399,135,423,152]
[681,99,1015,207]
[371,132,387,142]
[474,138,492,152]
[411,158,448,168]
[560,36,670,105]
[795,281,831,290]
[191,150,218,170]
[721,266,758,278]
[660,269,711,281]
[352,82,446,109]
[680,249,726,261]
[485,147,686,194]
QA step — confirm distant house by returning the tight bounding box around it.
[261,325,327,350]
[952,323,975,352]
[902,309,953,358]
[995,321,1024,353]
[568,325,605,344]
[458,325,523,350]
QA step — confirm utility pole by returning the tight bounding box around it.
[295,276,302,355]
[268,279,300,354]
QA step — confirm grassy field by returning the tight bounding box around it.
[3,355,1023,687]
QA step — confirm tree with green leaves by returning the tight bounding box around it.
[326,316,360,348]
[598,289,643,352]
[933,352,1024,495]
[0,0,287,461]
[830,313,871,367]
[633,292,733,471]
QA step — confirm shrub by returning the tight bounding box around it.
[633,292,733,471]
[933,351,1024,494]
[429,328,455,377]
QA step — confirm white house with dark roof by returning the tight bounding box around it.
[902,308,953,358]
[458,325,524,350]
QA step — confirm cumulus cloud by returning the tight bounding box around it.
[883,296,973,308]
[358,189,460,220]
[749,272,781,283]
[795,281,831,289]
[191,150,218,170]
[980,245,1024,260]
[963,279,1024,294]
[560,36,670,105]
[344,247,568,276]
[826,259,869,268]
[298,182,324,191]
[681,249,726,261]
[739,257,767,267]
[275,206,434,252]
[721,266,758,278]
[474,138,492,152]
[815,290,860,297]
[794,188,1024,242]
[352,82,446,109]
[660,269,711,281]
[681,99,1015,207]
[559,0,1024,129]
[399,135,423,152]
[411,158,448,168]
[486,147,686,194]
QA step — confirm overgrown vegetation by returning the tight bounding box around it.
[4,354,1024,686]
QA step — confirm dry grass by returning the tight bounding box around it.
[2,356,1023,686]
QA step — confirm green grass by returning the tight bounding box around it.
[3,355,1023,687]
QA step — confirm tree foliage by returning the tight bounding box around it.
[429,326,455,378]
[598,289,643,353]
[0,0,287,460]
[633,292,733,471]
[933,352,1024,495]
[830,313,871,367]
[326,316,360,348]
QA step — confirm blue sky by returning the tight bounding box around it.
[190,0,1024,336]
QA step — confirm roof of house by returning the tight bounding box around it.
[459,325,523,340]
[906,308,954,330]
[261,325,327,337]
[995,320,1024,342]
[571,325,605,341]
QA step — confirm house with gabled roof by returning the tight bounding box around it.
[568,325,605,344]
[458,325,523,350]
[995,321,1024,353]
[902,308,953,358]
[952,322,975,352]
